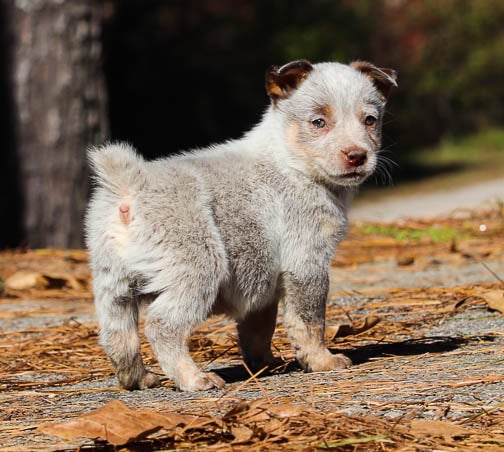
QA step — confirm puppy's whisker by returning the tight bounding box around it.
[378,154,399,169]
[377,147,397,158]
[374,155,396,186]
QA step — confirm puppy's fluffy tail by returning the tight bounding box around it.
[88,143,146,195]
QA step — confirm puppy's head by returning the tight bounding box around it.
[266,60,397,187]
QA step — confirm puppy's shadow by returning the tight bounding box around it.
[212,360,301,384]
[340,334,496,365]
[213,335,496,384]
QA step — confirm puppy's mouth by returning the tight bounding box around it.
[340,171,366,178]
[315,164,372,187]
[337,170,369,182]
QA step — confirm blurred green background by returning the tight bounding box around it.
[1,0,503,247]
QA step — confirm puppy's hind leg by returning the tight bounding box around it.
[93,273,160,390]
[237,301,279,372]
[145,290,225,392]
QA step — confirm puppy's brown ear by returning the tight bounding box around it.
[350,61,398,100]
[266,60,313,102]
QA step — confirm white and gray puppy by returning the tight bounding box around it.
[86,60,397,391]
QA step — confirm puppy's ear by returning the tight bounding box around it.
[350,61,398,100]
[266,60,313,102]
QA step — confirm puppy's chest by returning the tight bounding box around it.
[282,210,344,269]
[316,214,345,242]
[283,186,347,245]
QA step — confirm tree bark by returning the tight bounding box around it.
[6,0,108,248]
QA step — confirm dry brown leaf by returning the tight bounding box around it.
[267,403,304,419]
[240,410,271,423]
[66,275,90,290]
[5,271,86,292]
[263,417,285,435]
[5,271,49,290]
[480,290,504,313]
[410,419,469,441]
[232,400,271,423]
[397,255,415,266]
[230,425,254,443]
[326,315,381,341]
[223,399,251,419]
[38,399,198,446]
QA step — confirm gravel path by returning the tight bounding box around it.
[350,176,504,222]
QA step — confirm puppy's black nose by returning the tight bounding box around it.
[342,148,367,167]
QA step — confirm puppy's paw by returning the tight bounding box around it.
[177,371,225,392]
[324,353,352,370]
[301,350,352,372]
[118,369,161,390]
[139,371,161,389]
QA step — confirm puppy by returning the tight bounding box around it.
[86,60,397,391]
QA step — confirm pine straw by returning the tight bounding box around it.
[0,284,500,392]
[1,208,504,450]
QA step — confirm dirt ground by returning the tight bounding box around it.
[1,204,504,450]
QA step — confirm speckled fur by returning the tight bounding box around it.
[86,60,397,391]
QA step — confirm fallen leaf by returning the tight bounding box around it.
[38,399,198,446]
[5,271,81,291]
[4,270,91,293]
[263,417,285,435]
[480,290,504,313]
[5,271,48,290]
[230,425,254,443]
[66,275,90,290]
[397,255,415,266]
[226,400,271,423]
[223,399,253,420]
[267,403,304,418]
[326,316,381,341]
[223,400,305,426]
[410,419,469,441]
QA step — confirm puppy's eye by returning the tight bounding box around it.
[312,118,326,129]
[365,115,377,126]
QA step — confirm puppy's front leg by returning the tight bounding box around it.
[282,272,351,372]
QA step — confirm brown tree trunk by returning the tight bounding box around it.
[6,0,108,248]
